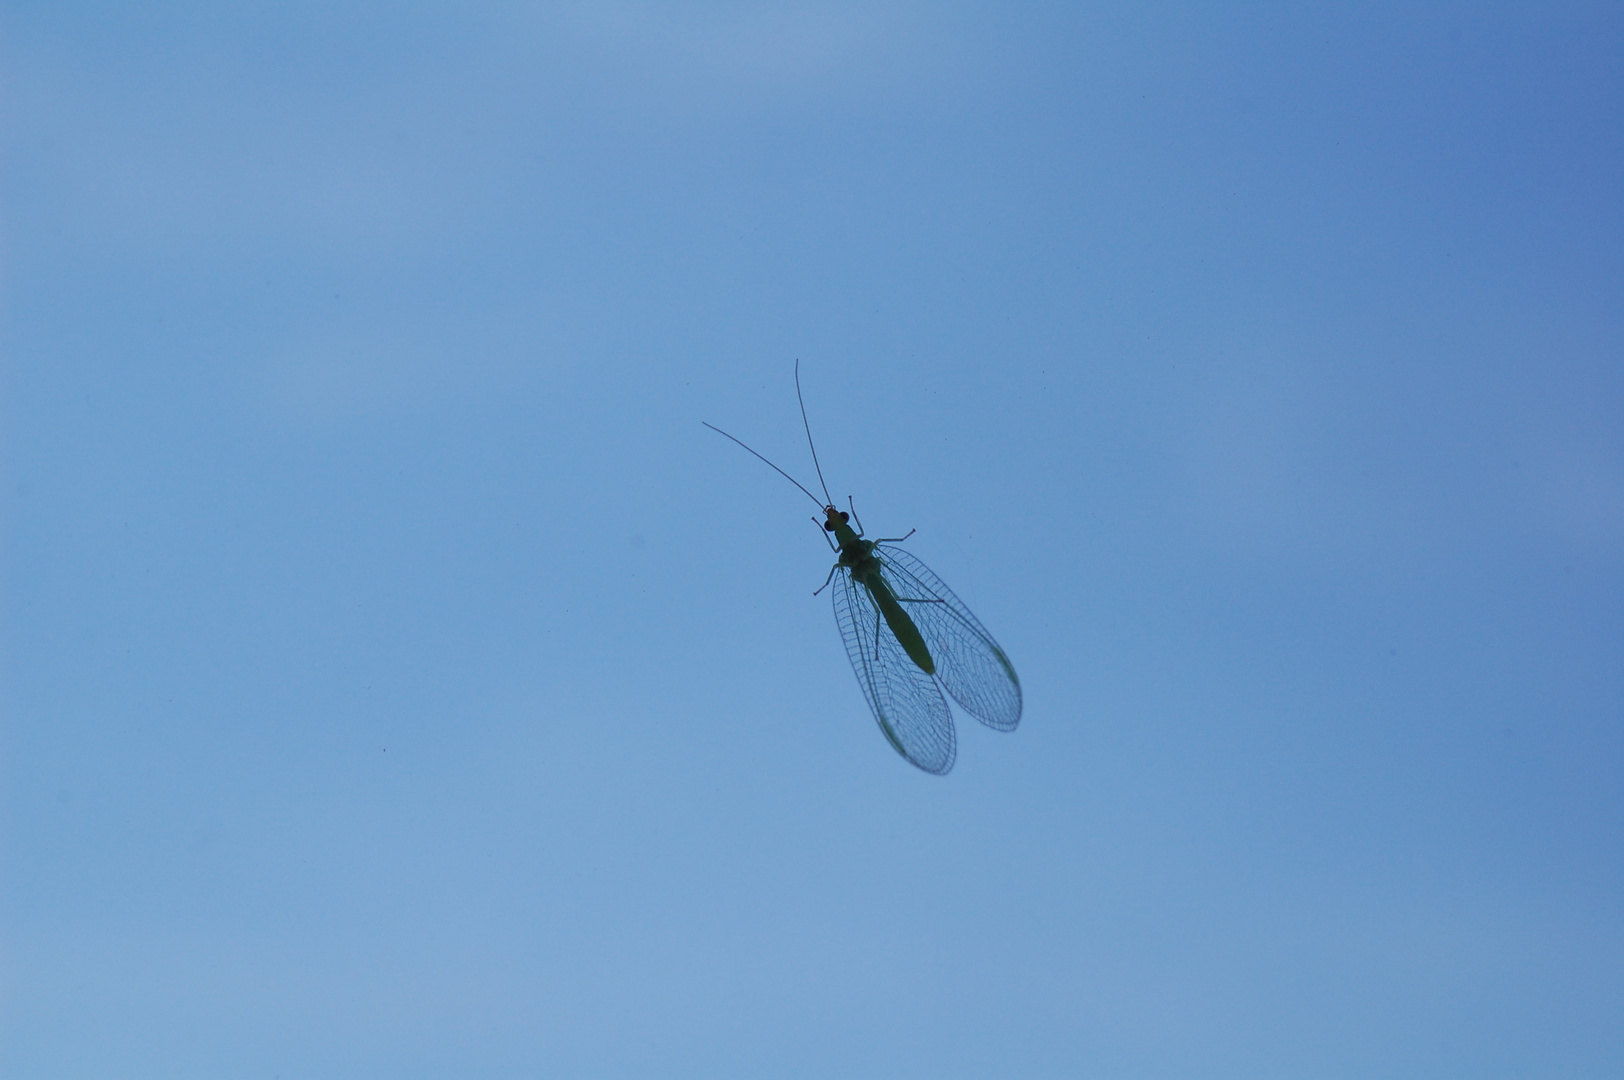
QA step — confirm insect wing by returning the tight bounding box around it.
[831,566,956,775]
[873,545,1022,732]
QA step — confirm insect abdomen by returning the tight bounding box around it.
[866,576,935,675]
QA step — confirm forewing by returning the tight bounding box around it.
[874,545,1022,731]
[831,566,956,775]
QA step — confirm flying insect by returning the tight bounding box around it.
[704,364,1021,774]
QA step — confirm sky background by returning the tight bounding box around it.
[3,3,1621,1077]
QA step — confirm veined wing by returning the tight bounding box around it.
[831,566,956,775]
[872,544,1022,732]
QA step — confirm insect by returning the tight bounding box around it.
[704,363,1021,774]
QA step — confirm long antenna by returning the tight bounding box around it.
[702,422,826,510]
[795,358,835,507]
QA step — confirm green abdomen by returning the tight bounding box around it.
[866,574,935,675]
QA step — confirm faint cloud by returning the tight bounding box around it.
[254,298,566,430]
[525,1,953,108]
[12,46,480,257]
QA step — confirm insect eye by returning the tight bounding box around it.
[838,511,849,523]
[823,521,835,531]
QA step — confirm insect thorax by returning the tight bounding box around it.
[839,539,879,578]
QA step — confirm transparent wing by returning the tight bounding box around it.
[831,566,956,775]
[873,545,1022,732]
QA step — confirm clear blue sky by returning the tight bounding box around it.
[3,4,1621,1077]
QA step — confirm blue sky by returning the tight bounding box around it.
[3,4,1621,1077]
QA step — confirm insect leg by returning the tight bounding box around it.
[874,528,916,543]
[846,496,864,536]
[812,516,837,552]
[813,563,840,596]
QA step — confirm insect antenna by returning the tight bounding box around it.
[794,358,835,508]
[702,422,825,510]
